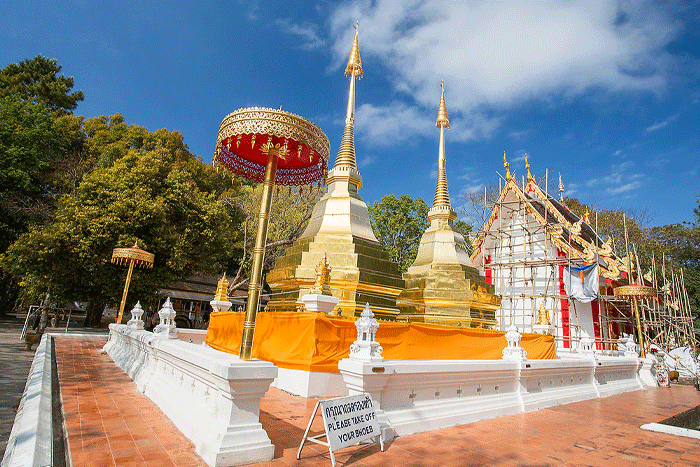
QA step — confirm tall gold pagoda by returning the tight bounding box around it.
[396,84,500,327]
[266,25,405,319]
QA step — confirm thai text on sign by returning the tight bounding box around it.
[320,394,379,451]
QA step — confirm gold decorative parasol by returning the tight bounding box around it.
[214,107,330,360]
[111,242,154,324]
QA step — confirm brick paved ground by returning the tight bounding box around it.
[53,336,700,467]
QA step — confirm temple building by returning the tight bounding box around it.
[266,27,405,319]
[396,85,500,327]
[470,156,631,351]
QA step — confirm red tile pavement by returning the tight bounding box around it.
[55,336,700,467]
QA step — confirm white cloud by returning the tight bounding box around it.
[276,18,325,49]
[328,1,679,143]
[358,155,374,168]
[645,113,680,132]
[509,129,529,140]
[354,101,433,145]
[606,181,642,195]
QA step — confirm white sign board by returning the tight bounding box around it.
[297,393,383,466]
[320,394,379,451]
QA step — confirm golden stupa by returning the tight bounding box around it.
[266,25,405,319]
[396,84,501,327]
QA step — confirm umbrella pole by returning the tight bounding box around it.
[241,154,278,361]
[116,260,135,324]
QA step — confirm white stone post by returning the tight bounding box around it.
[127,301,144,330]
[349,303,383,361]
[621,334,639,358]
[579,330,595,357]
[502,325,527,362]
[154,297,177,339]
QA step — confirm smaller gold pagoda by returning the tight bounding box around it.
[397,84,500,327]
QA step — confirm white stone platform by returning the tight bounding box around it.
[339,354,645,438]
[104,324,278,467]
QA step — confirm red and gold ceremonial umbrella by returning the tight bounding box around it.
[111,242,155,325]
[214,107,330,360]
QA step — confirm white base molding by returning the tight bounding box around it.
[339,354,645,438]
[104,324,278,467]
[271,367,348,398]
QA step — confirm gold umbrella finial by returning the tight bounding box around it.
[435,80,450,129]
[525,153,532,182]
[345,21,363,79]
[503,151,512,180]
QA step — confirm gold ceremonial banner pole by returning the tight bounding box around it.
[116,260,135,325]
[241,153,278,360]
[212,107,329,360]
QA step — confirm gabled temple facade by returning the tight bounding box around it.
[470,157,630,351]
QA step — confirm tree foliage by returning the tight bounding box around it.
[0,55,84,114]
[369,194,429,273]
[2,118,239,325]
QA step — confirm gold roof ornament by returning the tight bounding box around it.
[344,22,363,79]
[644,269,653,284]
[570,219,583,236]
[503,151,512,181]
[558,173,565,201]
[536,302,551,326]
[429,81,455,221]
[582,206,590,224]
[214,273,230,302]
[599,237,613,257]
[525,153,532,182]
[602,260,621,280]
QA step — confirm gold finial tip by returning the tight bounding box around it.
[525,153,532,182]
[435,82,450,128]
[345,24,363,78]
[503,151,512,180]
[354,21,359,35]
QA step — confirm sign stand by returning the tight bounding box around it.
[297,394,385,467]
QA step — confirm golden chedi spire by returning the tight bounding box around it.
[503,151,512,180]
[429,82,456,223]
[333,21,363,176]
[266,22,404,320]
[397,81,500,328]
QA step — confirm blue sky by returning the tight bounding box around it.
[1,0,698,228]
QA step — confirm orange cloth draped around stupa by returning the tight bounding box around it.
[205,312,556,373]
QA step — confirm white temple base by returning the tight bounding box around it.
[104,324,277,467]
[339,355,646,439]
[271,367,348,398]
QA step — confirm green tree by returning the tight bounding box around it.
[0,56,85,314]
[2,121,239,326]
[0,55,84,114]
[369,194,429,273]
